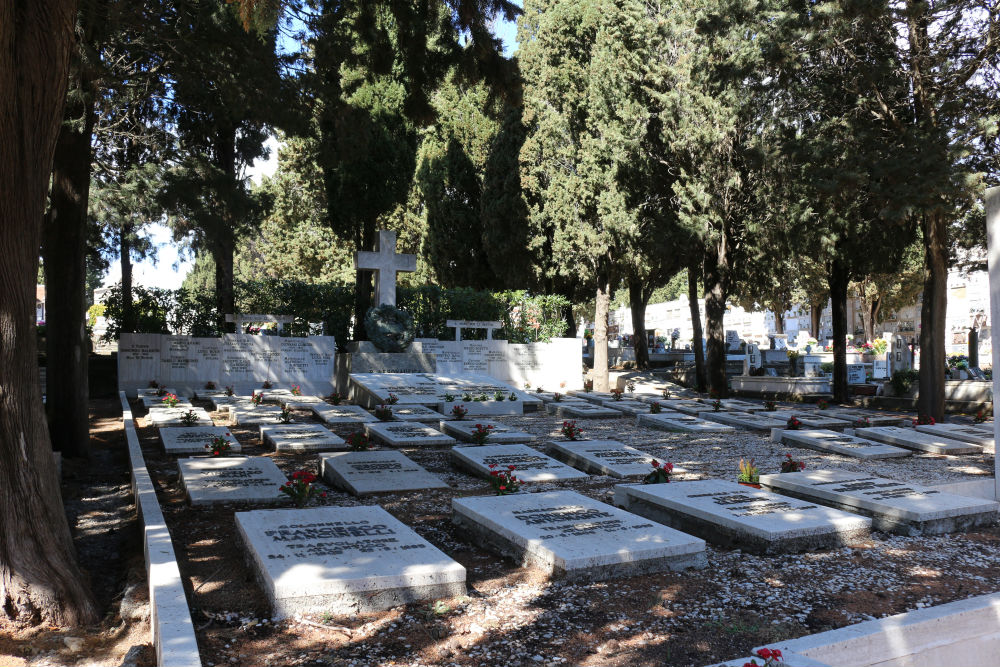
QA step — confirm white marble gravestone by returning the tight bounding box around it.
[160,426,241,455]
[179,456,287,507]
[614,480,871,554]
[390,405,447,423]
[546,440,658,478]
[236,506,466,617]
[228,405,286,426]
[549,403,623,419]
[312,404,378,425]
[320,450,449,496]
[847,364,867,385]
[699,411,787,432]
[438,420,536,443]
[891,336,912,375]
[636,413,736,434]
[146,407,214,427]
[260,424,347,453]
[783,413,853,431]
[595,399,651,415]
[759,469,1000,535]
[451,444,588,482]
[452,490,706,580]
[278,395,328,409]
[364,422,457,447]
[780,429,910,459]
[698,398,762,412]
[914,423,995,450]
[855,426,982,455]
[823,410,905,427]
[663,400,723,416]
[141,395,192,409]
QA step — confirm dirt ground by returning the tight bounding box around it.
[133,396,1000,667]
[4,394,999,667]
[0,398,153,667]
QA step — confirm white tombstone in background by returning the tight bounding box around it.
[873,358,889,379]
[743,343,761,375]
[984,185,1000,500]
[771,334,788,350]
[725,330,741,351]
[891,335,912,375]
[353,230,417,307]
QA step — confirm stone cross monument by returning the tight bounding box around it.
[354,230,417,307]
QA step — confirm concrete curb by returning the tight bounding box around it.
[120,392,202,666]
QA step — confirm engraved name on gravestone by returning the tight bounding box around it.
[451,444,588,482]
[452,490,706,580]
[160,426,240,455]
[260,424,347,453]
[615,480,871,554]
[781,429,910,459]
[760,469,1000,535]
[855,426,982,455]
[320,450,449,496]
[546,440,657,478]
[236,506,466,617]
[119,333,162,388]
[179,456,287,507]
[365,422,457,447]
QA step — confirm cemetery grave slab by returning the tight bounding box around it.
[545,440,659,478]
[824,410,906,427]
[915,424,995,450]
[252,388,294,402]
[437,399,524,417]
[567,390,618,404]
[209,395,244,412]
[614,479,871,554]
[179,456,287,507]
[549,403,624,419]
[364,422,457,447]
[783,413,854,430]
[698,398,765,412]
[139,387,177,397]
[450,444,589,482]
[636,413,736,434]
[312,404,378,425]
[236,506,466,618]
[855,426,982,455]
[320,450,449,496]
[451,490,706,580]
[228,405,287,426]
[389,405,447,423]
[595,399,651,415]
[438,419,536,443]
[160,426,241,455]
[781,429,911,459]
[759,469,1000,535]
[145,407,214,427]
[698,411,787,432]
[278,395,328,409]
[141,395,192,408]
[544,400,597,415]
[259,424,347,453]
[661,400,724,416]
[533,392,587,404]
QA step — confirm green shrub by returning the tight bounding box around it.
[890,369,920,395]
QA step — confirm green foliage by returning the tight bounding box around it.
[99,284,171,340]
[86,304,106,327]
[100,279,568,344]
[890,369,920,396]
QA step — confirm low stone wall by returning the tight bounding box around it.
[120,392,201,667]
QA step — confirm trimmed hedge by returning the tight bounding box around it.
[100,281,569,343]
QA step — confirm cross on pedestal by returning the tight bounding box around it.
[354,230,417,307]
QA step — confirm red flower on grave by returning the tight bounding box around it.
[651,459,660,468]
[508,465,516,470]
[499,485,507,491]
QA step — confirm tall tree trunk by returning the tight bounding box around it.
[593,270,612,392]
[829,254,850,403]
[628,278,649,370]
[810,302,822,339]
[354,221,375,340]
[213,235,235,334]
[563,302,575,338]
[703,243,729,397]
[0,0,98,626]
[119,222,135,333]
[688,257,706,392]
[918,211,947,420]
[42,56,94,458]
[774,311,785,335]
